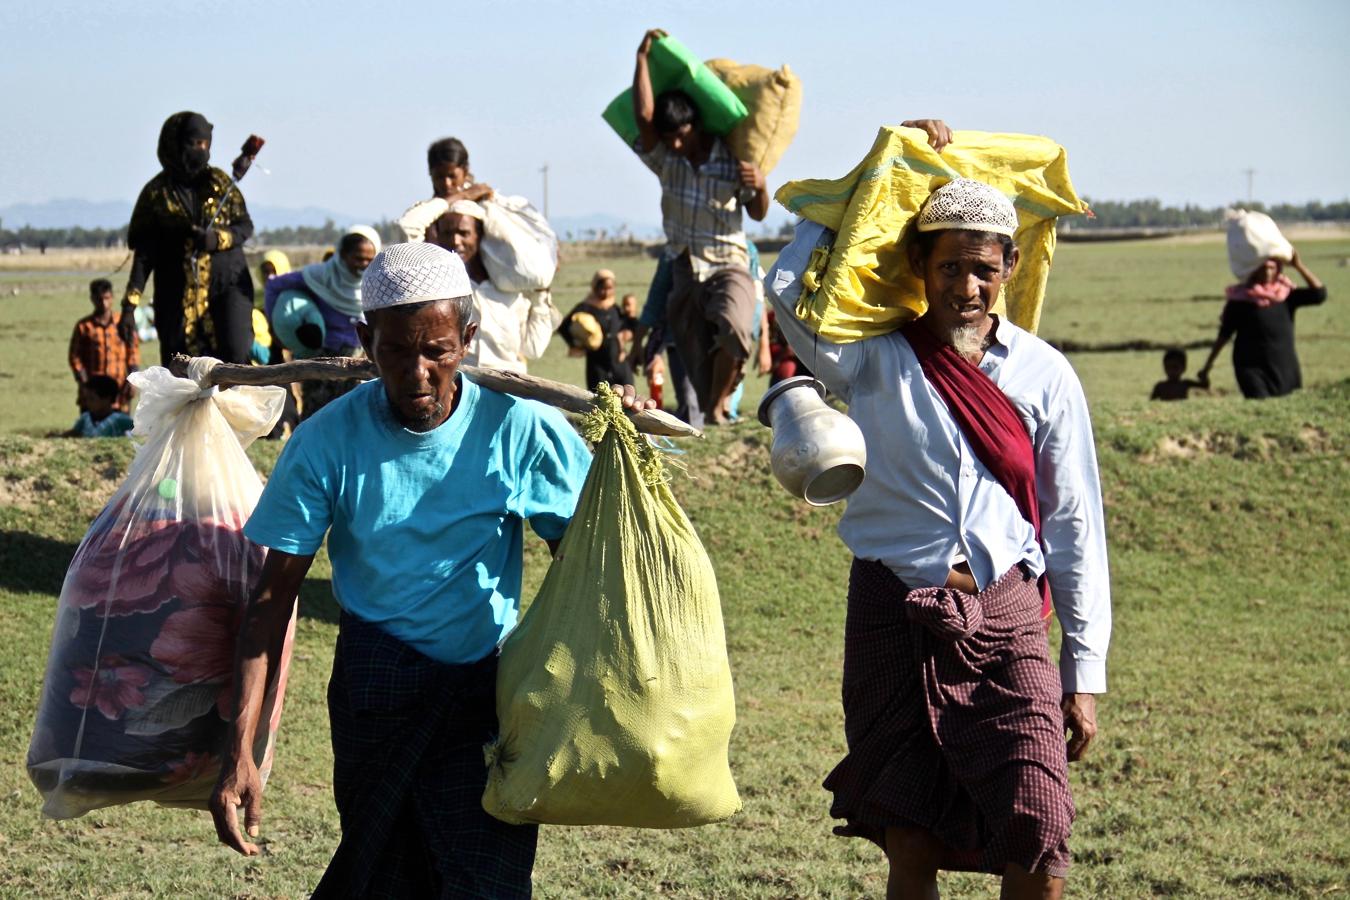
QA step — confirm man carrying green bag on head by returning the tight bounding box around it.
[602,32,749,143]
[626,28,770,427]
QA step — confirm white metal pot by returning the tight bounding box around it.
[756,377,866,506]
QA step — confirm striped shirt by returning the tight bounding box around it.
[69,313,140,387]
[637,138,751,280]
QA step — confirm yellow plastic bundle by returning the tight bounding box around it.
[775,126,1088,341]
[704,58,802,175]
[482,386,740,828]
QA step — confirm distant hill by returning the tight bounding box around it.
[0,198,366,231]
[0,199,133,230]
[0,198,793,243]
[549,214,662,242]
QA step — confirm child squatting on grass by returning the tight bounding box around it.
[64,375,134,438]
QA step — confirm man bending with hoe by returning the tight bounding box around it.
[209,243,650,897]
[767,176,1111,898]
[631,28,769,425]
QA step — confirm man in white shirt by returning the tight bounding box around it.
[767,176,1110,900]
[418,200,557,374]
[396,139,557,373]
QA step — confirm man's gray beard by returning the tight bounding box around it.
[392,400,447,432]
[949,324,986,359]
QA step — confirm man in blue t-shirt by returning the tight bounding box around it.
[209,243,652,898]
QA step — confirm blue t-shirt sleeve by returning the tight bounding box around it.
[244,429,334,555]
[511,407,592,542]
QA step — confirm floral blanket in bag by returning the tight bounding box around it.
[27,363,292,819]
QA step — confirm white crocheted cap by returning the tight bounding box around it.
[916,178,1018,237]
[361,242,471,313]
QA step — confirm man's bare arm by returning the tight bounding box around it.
[633,28,666,153]
[209,549,314,856]
[740,161,770,222]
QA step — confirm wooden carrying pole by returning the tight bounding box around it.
[169,354,702,439]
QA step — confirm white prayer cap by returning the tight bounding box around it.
[916,178,1018,238]
[447,199,486,220]
[361,242,471,313]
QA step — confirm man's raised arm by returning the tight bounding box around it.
[632,28,667,153]
[209,549,315,856]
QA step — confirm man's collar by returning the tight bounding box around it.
[988,314,1009,347]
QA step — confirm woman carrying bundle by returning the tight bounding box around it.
[1197,239,1328,399]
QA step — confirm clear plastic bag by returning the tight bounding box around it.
[27,362,292,819]
[481,195,559,294]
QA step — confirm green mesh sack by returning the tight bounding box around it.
[602,33,748,146]
[482,386,740,828]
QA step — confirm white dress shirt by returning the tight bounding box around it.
[767,220,1111,693]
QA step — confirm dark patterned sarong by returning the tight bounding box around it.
[824,559,1073,877]
[312,613,537,899]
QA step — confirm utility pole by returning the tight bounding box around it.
[540,164,549,219]
[1242,168,1256,204]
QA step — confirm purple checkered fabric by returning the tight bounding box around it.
[824,559,1074,878]
[312,613,537,899]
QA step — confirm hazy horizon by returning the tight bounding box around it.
[2,0,1347,228]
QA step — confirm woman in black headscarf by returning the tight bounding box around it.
[119,112,255,365]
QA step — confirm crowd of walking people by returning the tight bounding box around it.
[43,25,1332,900]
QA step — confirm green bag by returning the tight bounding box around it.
[601,34,748,146]
[482,386,741,828]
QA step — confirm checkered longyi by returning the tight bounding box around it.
[824,559,1074,878]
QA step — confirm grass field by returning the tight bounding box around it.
[1,238,1348,897]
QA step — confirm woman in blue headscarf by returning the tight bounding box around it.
[264,225,381,416]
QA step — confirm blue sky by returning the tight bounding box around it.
[1,0,1347,228]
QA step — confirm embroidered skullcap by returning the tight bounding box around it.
[916,178,1018,238]
[361,242,471,312]
[447,199,486,220]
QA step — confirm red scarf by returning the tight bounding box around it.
[902,321,1052,618]
[1225,273,1293,307]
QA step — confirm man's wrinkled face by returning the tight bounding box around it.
[341,238,377,277]
[910,230,1017,339]
[430,162,469,199]
[358,300,478,432]
[446,213,481,265]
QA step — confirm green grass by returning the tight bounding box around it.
[1,240,1349,897]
